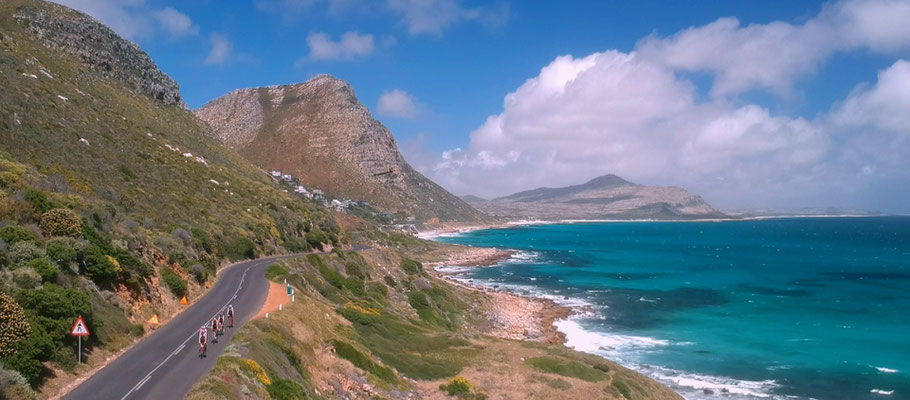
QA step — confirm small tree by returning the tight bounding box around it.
[0,292,31,358]
[39,209,82,237]
[82,245,118,284]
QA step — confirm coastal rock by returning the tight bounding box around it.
[196,75,488,223]
[13,2,185,107]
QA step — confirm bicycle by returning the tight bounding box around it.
[199,341,207,358]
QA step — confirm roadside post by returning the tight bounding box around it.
[70,316,90,363]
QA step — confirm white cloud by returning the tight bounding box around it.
[414,1,910,212]
[52,0,197,41]
[636,0,910,97]
[153,7,198,38]
[204,33,232,65]
[377,89,419,118]
[386,0,509,35]
[299,31,375,64]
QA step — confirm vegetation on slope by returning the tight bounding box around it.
[0,0,344,394]
[189,241,683,400]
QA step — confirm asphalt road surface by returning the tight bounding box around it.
[65,255,307,400]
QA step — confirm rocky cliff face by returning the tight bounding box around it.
[196,76,487,224]
[12,1,185,107]
[466,174,726,220]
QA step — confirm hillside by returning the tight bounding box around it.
[0,0,342,393]
[466,174,726,220]
[195,78,488,225]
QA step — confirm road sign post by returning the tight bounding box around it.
[70,316,90,363]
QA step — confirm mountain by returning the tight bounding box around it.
[459,194,488,203]
[472,174,726,220]
[195,78,488,225]
[1,0,342,388]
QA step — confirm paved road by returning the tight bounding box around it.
[65,255,306,400]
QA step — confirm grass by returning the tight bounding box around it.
[524,356,609,383]
[332,339,397,384]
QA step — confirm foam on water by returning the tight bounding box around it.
[874,366,899,374]
[870,389,894,396]
[555,318,668,353]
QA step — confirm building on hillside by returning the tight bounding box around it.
[270,170,282,177]
[282,174,293,181]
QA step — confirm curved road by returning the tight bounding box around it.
[65,255,304,400]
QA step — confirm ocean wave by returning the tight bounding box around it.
[870,389,894,396]
[642,365,781,399]
[508,250,542,263]
[874,366,899,373]
[555,319,668,353]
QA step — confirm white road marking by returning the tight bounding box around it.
[134,375,151,391]
[119,260,265,400]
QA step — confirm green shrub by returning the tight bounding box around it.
[384,276,397,288]
[408,291,430,310]
[439,376,488,399]
[344,276,365,297]
[161,267,186,297]
[524,357,608,382]
[344,262,363,278]
[0,292,31,358]
[11,269,41,289]
[189,264,205,284]
[267,378,308,400]
[400,259,423,275]
[0,249,8,269]
[8,241,45,267]
[367,282,388,299]
[222,237,255,261]
[283,237,310,253]
[46,237,83,269]
[305,228,328,251]
[39,209,82,237]
[0,226,38,246]
[10,284,94,386]
[318,264,345,290]
[52,346,77,373]
[24,189,53,214]
[614,379,632,399]
[26,259,58,282]
[332,339,397,384]
[265,264,289,281]
[82,245,118,284]
[191,228,213,254]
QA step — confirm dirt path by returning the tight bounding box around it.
[255,281,291,319]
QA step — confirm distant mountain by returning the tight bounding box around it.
[460,195,488,204]
[472,174,726,220]
[195,77,488,225]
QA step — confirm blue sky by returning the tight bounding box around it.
[54,0,910,213]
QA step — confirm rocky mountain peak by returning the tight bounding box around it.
[196,75,488,224]
[12,0,185,107]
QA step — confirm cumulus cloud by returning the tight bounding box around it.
[298,31,376,64]
[377,89,420,118]
[636,0,910,97]
[52,0,197,41]
[204,33,233,65]
[386,0,509,35]
[412,0,910,212]
[153,7,198,38]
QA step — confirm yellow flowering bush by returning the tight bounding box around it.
[239,358,271,386]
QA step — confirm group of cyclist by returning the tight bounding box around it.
[198,304,234,357]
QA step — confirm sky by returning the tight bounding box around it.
[52,0,910,213]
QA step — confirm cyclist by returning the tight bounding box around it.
[210,317,219,341]
[227,305,234,328]
[219,313,226,334]
[198,327,207,357]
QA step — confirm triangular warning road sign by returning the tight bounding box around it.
[148,314,159,325]
[71,316,90,336]
[180,296,188,305]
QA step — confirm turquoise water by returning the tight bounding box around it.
[435,218,910,399]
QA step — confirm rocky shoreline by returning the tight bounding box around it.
[427,246,571,345]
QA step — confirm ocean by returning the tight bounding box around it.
[434,217,910,400]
